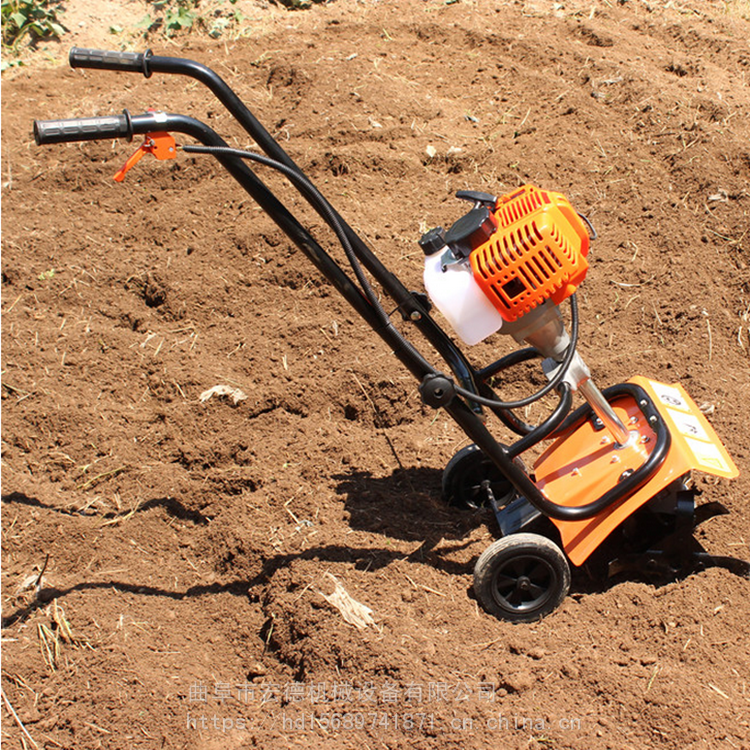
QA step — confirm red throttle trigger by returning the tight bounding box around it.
[114,131,177,182]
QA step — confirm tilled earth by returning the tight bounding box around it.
[2,1,750,748]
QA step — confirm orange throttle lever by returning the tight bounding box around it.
[114,131,177,182]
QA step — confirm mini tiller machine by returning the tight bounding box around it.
[33,48,747,622]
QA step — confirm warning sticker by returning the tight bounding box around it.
[632,375,739,479]
[667,409,710,442]
[651,382,690,411]
[684,437,733,474]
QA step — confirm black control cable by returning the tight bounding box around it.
[181,143,579,411]
[182,143,432,372]
[455,295,579,410]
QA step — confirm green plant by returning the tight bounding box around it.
[161,0,198,35]
[138,0,200,38]
[207,4,244,38]
[138,0,247,40]
[1,0,65,51]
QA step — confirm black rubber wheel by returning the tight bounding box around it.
[441,444,520,510]
[473,533,571,622]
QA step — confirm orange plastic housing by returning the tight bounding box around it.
[469,185,590,322]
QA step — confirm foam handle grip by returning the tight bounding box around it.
[34,114,131,145]
[69,47,146,73]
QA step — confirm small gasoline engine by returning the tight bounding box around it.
[421,185,627,445]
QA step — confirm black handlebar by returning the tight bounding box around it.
[69,47,151,76]
[58,47,483,407]
[33,112,134,145]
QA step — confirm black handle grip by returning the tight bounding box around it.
[69,47,151,76]
[34,113,133,145]
[455,190,498,207]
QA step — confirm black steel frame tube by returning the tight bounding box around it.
[447,383,670,522]
[96,51,482,397]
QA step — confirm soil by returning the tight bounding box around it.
[2,1,750,749]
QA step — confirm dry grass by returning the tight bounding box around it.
[37,602,91,672]
[318,573,376,630]
[1,687,41,749]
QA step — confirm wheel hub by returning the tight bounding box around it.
[492,555,556,611]
[517,576,532,592]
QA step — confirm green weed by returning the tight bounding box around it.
[1,0,65,51]
[137,0,198,37]
[138,0,247,40]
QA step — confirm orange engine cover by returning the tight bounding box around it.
[469,185,590,322]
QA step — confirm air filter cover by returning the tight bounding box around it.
[470,185,590,322]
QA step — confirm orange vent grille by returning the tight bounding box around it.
[470,185,590,322]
